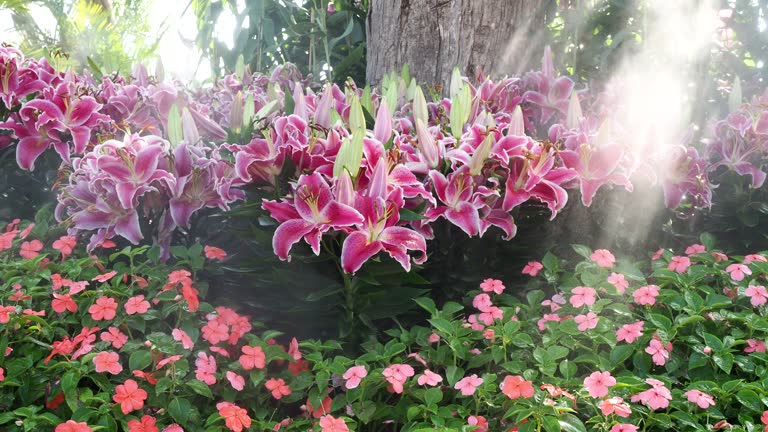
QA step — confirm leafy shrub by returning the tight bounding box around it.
[4,216,768,431]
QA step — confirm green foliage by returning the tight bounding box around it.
[3,0,162,75]
[192,0,367,83]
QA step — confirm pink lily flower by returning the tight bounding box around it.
[263,172,363,262]
[341,193,427,274]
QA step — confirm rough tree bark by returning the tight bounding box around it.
[366,0,551,86]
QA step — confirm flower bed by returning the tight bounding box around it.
[3,220,768,431]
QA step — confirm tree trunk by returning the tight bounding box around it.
[366,0,551,86]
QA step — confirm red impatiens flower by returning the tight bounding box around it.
[127,415,159,432]
[101,327,128,349]
[239,345,266,370]
[55,420,93,432]
[500,375,534,400]
[217,402,251,432]
[113,379,147,414]
[124,295,150,315]
[204,245,228,261]
[319,415,349,432]
[93,351,122,375]
[52,293,78,313]
[88,296,118,320]
[92,271,117,283]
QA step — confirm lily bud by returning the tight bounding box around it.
[229,92,244,131]
[406,79,417,102]
[361,85,373,115]
[450,67,463,100]
[469,133,493,176]
[729,76,742,113]
[333,133,364,178]
[314,85,333,128]
[415,119,440,169]
[243,93,255,128]
[167,105,182,147]
[349,95,366,135]
[450,84,472,139]
[181,108,200,145]
[374,102,393,144]
[384,80,398,114]
[542,45,554,79]
[368,158,388,200]
[413,85,428,126]
[293,84,308,121]
[155,58,165,82]
[509,105,525,136]
[401,63,410,87]
[566,92,583,130]
[335,170,356,207]
[235,54,245,79]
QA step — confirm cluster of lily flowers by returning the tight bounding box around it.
[1,44,767,272]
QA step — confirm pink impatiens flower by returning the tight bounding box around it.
[55,421,93,432]
[454,374,483,396]
[239,345,266,370]
[204,245,227,261]
[52,293,78,313]
[88,296,118,320]
[652,248,665,261]
[467,416,488,432]
[684,389,715,409]
[745,285,768,306]
[668,256,691,273]
[226,371,245,391]
[417,369,443,387]
[195,352,217,385]
[599,397,631,417]
[19,239,43,259]
[745,339,766,353]
[616,321,644,344]
[630,379,672,410]
[342,365,368,389]
[590,249,615,268]
[124,295,150,315]
[583,371,616,398]
[382,364,415,394]
[726,263,752,281]
[633,285,660,306]
[607,272,629,294]
[569,286,597,308]
[609,425,639,432]
[744,254,767,264]
[480,278,505,294]
[265,378,292,399]
[93,351,122,375]
[172,328,194,350]
[52,236,77,259]
[319,415,349,432]
[574,312,599,331]
[522,261,544,276]
[685,243,705,255]
[645,338,671,366]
